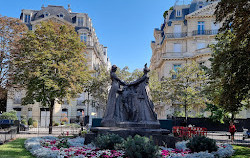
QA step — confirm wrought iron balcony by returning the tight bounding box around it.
[192,30,219,36]
[165,32,187,38]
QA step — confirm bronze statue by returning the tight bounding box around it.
[101,64,159,128]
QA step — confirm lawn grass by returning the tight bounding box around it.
[232,145,250,158]
[0,138,34,158]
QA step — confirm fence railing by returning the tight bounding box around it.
[192,30,219,36]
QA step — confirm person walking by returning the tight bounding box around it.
[229,121,236,142]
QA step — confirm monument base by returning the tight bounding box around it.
[117,121,161,129]
[85,127,178,148]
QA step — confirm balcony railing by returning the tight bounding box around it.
[192,30,219,36]
[165,32,187,38]
[195,48,211,55]
[162,52,183,58]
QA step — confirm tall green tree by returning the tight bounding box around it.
[209,31,250,120]
[0,16,27,108]
[163,61,209,122]
[212,0,249,46]
[13,21,90,134]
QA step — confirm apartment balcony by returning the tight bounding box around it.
[162,52,184,58]
[192,30,219,36]
[194,48,212,55]
[165,32,187,38]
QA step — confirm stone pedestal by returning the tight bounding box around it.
[85,127,178,148]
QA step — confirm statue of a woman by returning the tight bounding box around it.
[128,64,158,123]
[101,65,126,127]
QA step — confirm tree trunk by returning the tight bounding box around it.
[49,99,54,134]
[185,102,187,126]
[231,113,235,122]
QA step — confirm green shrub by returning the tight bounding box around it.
[92,133,124,150]
[81,130,87,137]
[186,135,218,153]
[33,120,38,128]
[28,118,33,125]
[21,119,27,125]
[54,122,59,126]
[0,111,18,120]
[61,122,65,125]
[121,135,159,158]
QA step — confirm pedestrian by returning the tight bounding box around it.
[229,121,236,142]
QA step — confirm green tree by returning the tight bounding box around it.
[209,31,250,120]
[83,66,110,114]
[13,21,90,134]
[0,16,27,110]
[164,61,208,122]
[212,0,249,46]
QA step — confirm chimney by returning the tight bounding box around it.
[67,4,72,13]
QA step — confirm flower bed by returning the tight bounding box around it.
[161,142,234,158]
[25,136,125,158]
[25,137,234,158]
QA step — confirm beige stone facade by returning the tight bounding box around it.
[150,0,250,119]
[6,5,111,126]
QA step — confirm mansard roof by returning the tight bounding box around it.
[186,2,217,18]
[33,5,73,23]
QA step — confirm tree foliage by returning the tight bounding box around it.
[13,21,90,133]
[212,0,249,46]
[163,61,209,120]
[0,15,27,99]
[209,31,250,119]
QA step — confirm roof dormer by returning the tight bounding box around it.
[43,11,50,17]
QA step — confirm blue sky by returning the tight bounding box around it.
[0,0,175,71]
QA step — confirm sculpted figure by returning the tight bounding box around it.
[101,65,126,127]
[102,64,159,127]
[128,64,157,122]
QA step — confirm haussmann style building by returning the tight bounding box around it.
[6,5,111,127]
[150,0,250,119]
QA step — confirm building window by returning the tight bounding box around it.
[13,108,22,120]
[77,109,84,116]
[28,108,32,118]
[176,9,182,17]
[80,33,87,42]
[77,17,84,26]
[14,91,22,104]
[43,12,49,17]
[58,13,64,18]
[24,14,30,23]
[197,42,206,50]
[173,43,182,53]
[172,64,181,79]
[197,21,205,34]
